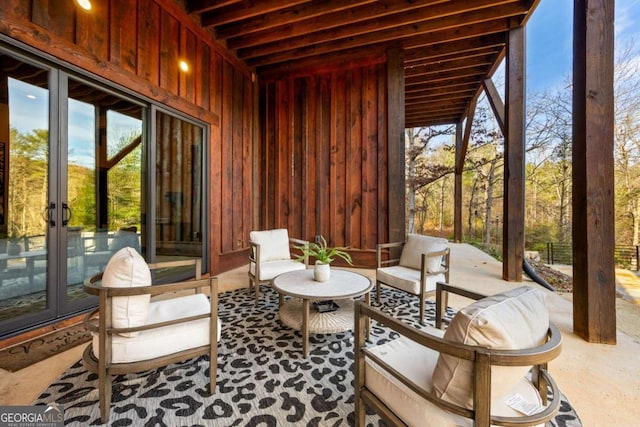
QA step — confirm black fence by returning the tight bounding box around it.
[545,242,640,271]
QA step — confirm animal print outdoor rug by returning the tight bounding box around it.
[34,286,581,426]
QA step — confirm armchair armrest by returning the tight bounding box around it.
[435,281,486,329]
[84,277,217,335]
[376,241,405,268]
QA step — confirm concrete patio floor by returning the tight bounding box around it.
[0,243,638,425]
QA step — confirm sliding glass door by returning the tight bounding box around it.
[0,44,206,338]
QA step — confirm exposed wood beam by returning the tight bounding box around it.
[218,0,441,43]
[406,88,477,103]
[572,0,616,344]
[482,78,505,133]
[231,0,515,50]
[456,94,479,174]
[242,6,523,65]
[405,55,495,78]
[405,48,502,71]
[404,76,483,93]
[406,68,488,86]
[200,0,309,27]
[403,33,506,64]
[502,26,525,282]
[454,122,463,242]
[187,0,240,14]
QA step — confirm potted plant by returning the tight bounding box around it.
[296,236,353,282]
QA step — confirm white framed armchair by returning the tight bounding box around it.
[82,247,220,423]
[376,234,450,324]
[354,286,563,427]
[248,229,309,305]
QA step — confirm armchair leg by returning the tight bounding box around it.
[355,394,366,427]
[376,281,381,304]
[419,293,426,325]
[99,374,111,423]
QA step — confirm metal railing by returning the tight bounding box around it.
[545,242,640,271]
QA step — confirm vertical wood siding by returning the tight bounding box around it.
[261,63,389,266]
[0,0,255,273]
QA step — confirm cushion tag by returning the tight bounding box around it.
[505,393,543,416]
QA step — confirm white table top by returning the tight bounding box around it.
[272,268,372,300]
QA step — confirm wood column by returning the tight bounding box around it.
[387,49,405,243]
[503,27,525,282]
[454,122,463,242]
[572,0,616,343]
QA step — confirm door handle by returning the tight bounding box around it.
[45,202,56,227]
[62,203,73,226]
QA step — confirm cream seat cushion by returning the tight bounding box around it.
[376,266,445,295]
[102,247,151,337]
[249,259,306,281]
[432,286,549,409]
[365,334,544,427]
[399,234,448,273]
[250,229,292,262]
[94,293,220,364]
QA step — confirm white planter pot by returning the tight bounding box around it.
[314,262,331,282]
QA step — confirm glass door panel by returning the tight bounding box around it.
[65,78,144,303]
[0,54,50,325]
[154,110,203,278]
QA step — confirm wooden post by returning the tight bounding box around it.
[454,122,463,242]
[572,0,616,343]
[387,49,405,243]
[503,26,525,282]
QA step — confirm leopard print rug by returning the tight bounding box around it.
[34,286,581,426]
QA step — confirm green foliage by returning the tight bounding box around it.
[295,236,353,265]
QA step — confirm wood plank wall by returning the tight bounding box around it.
[0,0,255,273]
[260,64,389,267]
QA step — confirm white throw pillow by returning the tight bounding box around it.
[399,234,448,273]
[102,247,151,337]
[432,286,549,409]
[250,229,292,263]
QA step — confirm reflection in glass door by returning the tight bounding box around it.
[0,54,51,327]
[65,78,144,305]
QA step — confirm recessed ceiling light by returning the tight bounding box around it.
[75,0,92,11]
[178,60,190,72]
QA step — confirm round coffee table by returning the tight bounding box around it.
[272,268,373,358]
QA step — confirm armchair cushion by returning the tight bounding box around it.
[93,293,219,364]
[102,247,151,337]
[433,286,549,409]
[365,334,544,427]
[376,266,445,295]
[399,234,448,272]
[250,229,292,263]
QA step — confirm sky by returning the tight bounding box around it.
[526,0,640,94]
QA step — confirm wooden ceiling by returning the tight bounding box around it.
[185,0,539,128]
